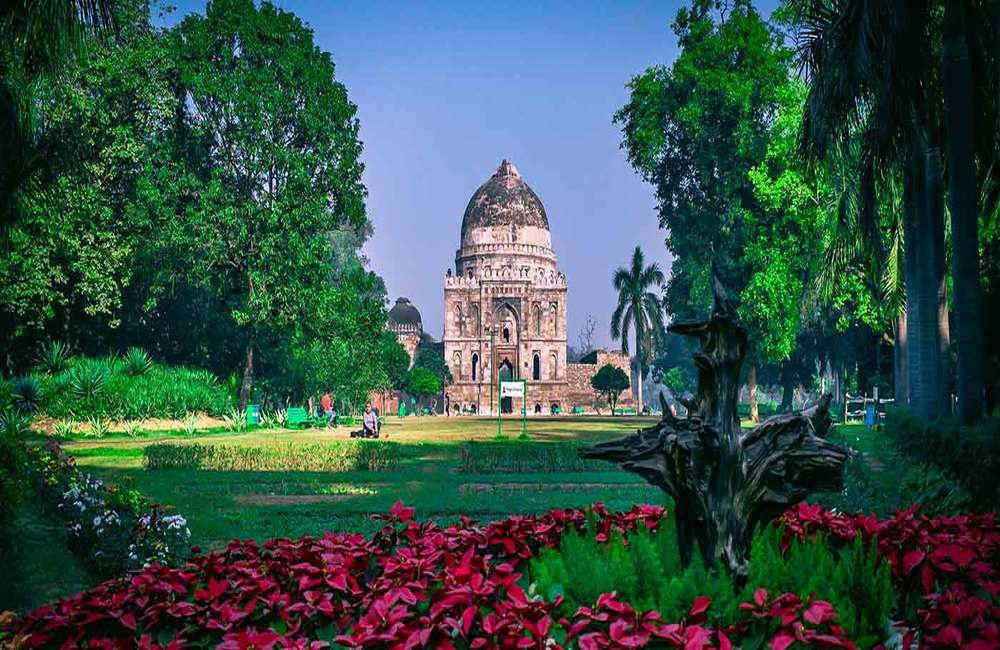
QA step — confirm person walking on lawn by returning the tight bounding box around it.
[322,391,337,429]
[362,402,379,438]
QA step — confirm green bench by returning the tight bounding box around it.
[613,407,638,416]
[287,407,311,428]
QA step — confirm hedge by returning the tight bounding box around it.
[458,441,618,473]
[143,440,399,472]
[884,409,1000,511]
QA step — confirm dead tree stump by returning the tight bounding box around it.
[580,278,848,583]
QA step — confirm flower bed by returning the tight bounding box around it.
[143,440,399,472]
[29,442,192,577]
[2,501,998,648]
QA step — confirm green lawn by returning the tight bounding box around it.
[67,415,666,550]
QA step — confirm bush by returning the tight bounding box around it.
[530,515,895,647]
[29,442,191,577]
[121,347,153,377]
[0,409,30,528]
[143,440,399,472]
[12,376,41,415]
[38,358,234,420]
[34,341,72,375]
[884,410,1000,511]
[458,441,619,473]
[815,430,972,518]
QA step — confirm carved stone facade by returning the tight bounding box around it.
[439,160,633,415]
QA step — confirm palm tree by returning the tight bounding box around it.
[942,0,985,423]
[0,0,116,237]
[611,246,665,414]
[794,0,950,420]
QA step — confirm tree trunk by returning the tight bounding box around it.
[239,338,255,411]
[913,133,944,420]
[748,365,759,422]
[780,363,794,413]
[903,160,922,414]
[581,279,848,583]
[926,144,951,415]
[943,0,985,423]
[635,358,644,414]
[895,312,909,405]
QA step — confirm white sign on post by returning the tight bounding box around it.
[500,381,523,398]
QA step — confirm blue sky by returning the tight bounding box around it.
[163,0,777,348]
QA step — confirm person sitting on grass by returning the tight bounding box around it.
[321,391,337,429]
[362,402,379,438]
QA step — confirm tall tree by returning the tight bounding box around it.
[170,0,368,408]
[0,0,117,237]
[943,0,985,422]
[611,246,666,413]
[617,1,827,421]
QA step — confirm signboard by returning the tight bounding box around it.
[500,381,523,399]
[497,379,527,439]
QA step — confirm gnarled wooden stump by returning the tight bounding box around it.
[581,278,848,583]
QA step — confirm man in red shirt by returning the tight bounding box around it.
[321,391,336,429]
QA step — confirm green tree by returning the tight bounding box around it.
[407,367,441,407]
[0,1,174,367]
[610,246,665,414]
[412,335,453,387]
[0,0,117,237]
[591,364,630,415]
[169,0,368,408]
[616,0,803,420]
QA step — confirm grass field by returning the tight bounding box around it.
[65,415,665,550]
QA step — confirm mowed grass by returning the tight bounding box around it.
[68,415,665,551]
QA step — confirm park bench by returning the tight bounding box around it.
[613,407,637,416]
[287,407,311,428]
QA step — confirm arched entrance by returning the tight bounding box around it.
[499,358,513,413]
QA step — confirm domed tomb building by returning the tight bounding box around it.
[387,297,422,367]
[443,160,632,415]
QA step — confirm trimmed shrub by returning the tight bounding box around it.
[144,440,399,472]
[458,441,618,473]
[884,410,1000,511]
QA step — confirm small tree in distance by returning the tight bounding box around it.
[591,364,630,415]
[407,367,441,409]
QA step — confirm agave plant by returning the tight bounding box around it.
[35,341,72,375]
[52,418,76,437]
[259,408,287,430]
[70,363,108,400]
[223,407,247,433]
[123,421,144,438]
[122,347,153,377]
[13,376,42,415]
[0,408,33,437]
[85,415,110,438]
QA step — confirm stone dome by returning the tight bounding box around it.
[388,297,421,332]
[460,160,549,238]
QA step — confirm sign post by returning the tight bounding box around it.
[498,379,527,438]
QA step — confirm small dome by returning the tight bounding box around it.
[388,297,422,331]
[461,160,549,239]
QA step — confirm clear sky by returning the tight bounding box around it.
[163,0,777,348]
